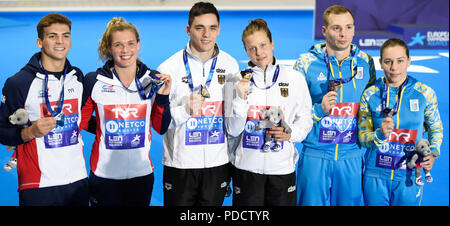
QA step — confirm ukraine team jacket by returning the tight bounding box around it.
[227,59,313,175]
[80,60,171,180]
[0,52,87,191]
[157,44,239,169]
[358,76,443,181]
[293,43,376,160]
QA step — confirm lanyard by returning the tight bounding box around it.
[323,45,358,84]
[249,65,280,90]
[183,49,217,93]
[112,67,161,100]
[40,60,67,117]
[381,76,408,116]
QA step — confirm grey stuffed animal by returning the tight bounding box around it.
[407,139,440,186]
[4,108,29,172]
[255,106,291,152]
[8,108,29,126]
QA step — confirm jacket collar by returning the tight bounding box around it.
[29,52,75,81]
[310,42,359,60]
[184,42,220,62]
[247,56,277,72]
[95,60,152,91]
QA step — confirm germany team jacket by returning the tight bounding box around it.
[80,60,171,180]
[0,52,88,191]
[157,44,240,169]
[227,59,313,175]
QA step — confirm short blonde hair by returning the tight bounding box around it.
[241,18,272,48]
[323,5,354,27]
[98,17,140,62]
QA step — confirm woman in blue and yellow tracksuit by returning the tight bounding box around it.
[358,38,443,206]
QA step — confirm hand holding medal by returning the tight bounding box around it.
[380,109,394,138]
[321,89,338,114]
[187,93,205,115]
[131,71,171,100]
[153,73,171,95]
[328,80,342,92]
[240,69,253,80]
[237,69,252,99]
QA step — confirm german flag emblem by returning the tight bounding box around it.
[280,88,289,97]
[217,74,226,85]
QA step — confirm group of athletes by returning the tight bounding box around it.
[0,2,443,206]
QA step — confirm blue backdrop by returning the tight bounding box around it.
[0,10,447,206]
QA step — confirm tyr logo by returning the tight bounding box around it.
[201,104,216,115]
[50,103,73,114]
[330,106,352,116]
[387,129,417,144]
[390,132,411,143]
[112,107,139,119]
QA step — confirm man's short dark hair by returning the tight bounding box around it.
[37,13,72,39]
[188,2,220,26]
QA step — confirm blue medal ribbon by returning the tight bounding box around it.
[381,76,409,116]
[323,44,358,85]
[40,60,66,126]
[112,67,162,100]
[249,65,280,90]
[183,49,217,94]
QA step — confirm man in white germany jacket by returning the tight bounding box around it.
[157,2,240,206]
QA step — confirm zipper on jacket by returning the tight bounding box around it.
[390,86,406,181]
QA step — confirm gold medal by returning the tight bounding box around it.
[240,70,253,80]
[199,86,211,98]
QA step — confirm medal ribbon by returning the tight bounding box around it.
[249,65,280,90]
[183,49,217,93]
[41,60,67,117]
[112,67,161,100]
[381,76,408,116]
[323,44,358,84]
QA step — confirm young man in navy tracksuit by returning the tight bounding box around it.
[0,13,90,206]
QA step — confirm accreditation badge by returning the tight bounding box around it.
[376,129,417,170]
[185,101,225,145]
[319,102,359,144]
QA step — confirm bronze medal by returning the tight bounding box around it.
[328,80,342,92]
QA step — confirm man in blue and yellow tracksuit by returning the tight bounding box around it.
[293,5,376,206]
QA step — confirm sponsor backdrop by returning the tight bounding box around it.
[0,8,448,206]
[315,0,449,49]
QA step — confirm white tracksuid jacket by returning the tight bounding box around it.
[81,60,171,180]
[227,59,313,175]
[157,44,240,169]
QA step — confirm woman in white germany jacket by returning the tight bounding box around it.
[226,19,313,206]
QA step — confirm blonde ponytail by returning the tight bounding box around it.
[98,17,140,62]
